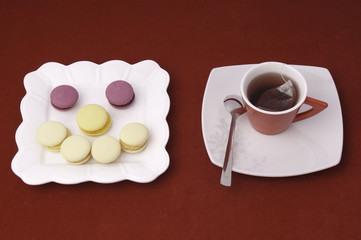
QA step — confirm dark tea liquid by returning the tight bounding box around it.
[247,73,299,111]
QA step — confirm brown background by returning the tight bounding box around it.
[1,0,361,239]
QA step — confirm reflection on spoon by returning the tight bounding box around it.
[220,95,246,186]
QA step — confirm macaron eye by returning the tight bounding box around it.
[50,85,79,110]
[105,80,135,108]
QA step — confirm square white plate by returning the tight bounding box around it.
[12,60,170,185]
[202,64,343,177]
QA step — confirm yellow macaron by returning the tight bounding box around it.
[60,135,91,165]
[36,121,71,151]
[119,122,149,153]
[76,104,111,136]
[92,136,121,164]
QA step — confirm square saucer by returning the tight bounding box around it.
[202,64,343,177]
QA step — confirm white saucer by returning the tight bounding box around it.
[202,64,343,177]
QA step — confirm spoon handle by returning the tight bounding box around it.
[220,113,238,186]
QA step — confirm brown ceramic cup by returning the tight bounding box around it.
[240,62,328,135]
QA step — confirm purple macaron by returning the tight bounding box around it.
[105,80,135,108]
[50,85,79,110]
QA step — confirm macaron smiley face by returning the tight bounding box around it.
[36,78,150,166]
[76,104,111,136]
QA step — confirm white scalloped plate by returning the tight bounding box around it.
[202,64,343,177]
[12,60,170,185]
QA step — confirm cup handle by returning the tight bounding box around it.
[293,97,328,122]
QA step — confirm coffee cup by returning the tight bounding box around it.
[240,62,328,135]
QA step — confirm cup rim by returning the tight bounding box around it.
[240,62,307,115]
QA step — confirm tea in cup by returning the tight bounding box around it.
[240,62,328,135]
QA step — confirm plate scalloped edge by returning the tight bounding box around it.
[12,59,170,185]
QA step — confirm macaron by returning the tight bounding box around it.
[92,136,121,164]
[60,135,91,165]
[50,85,79,110]
[105,80,135,108]
[76,104,111,136]
[119,122,149,153]
[36,121,71,151]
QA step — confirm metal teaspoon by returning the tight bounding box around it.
[220,95,245,186]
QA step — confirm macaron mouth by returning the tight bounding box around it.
[91,136,121,164]
[79,113,112,136]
